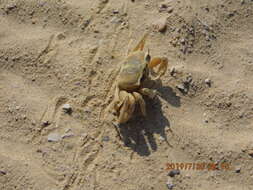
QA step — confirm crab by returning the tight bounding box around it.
[111,33,168,124]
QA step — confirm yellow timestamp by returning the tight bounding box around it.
[166,162,231,171]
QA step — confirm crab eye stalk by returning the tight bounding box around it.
[145,51,151,62]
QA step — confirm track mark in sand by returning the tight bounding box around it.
[99,66,120,119]
[34,34,58,66]
[85,30,121,102]
[62,126,105,190]
[0,71,49,120]
[96,0,110,14]
[0,140,59,188]
[62,134,102,190]
[35,35,54,61]
[80,0,110,31]
[62,172,78,190]
[39,96,68,129]
[75,150,100,187]
[67,150,100,190]
[31,95,68,142]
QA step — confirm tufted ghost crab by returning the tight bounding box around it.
[111,33,168,124]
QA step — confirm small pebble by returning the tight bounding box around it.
[38,1,46,7]
[248,151,253,157]
[112,9,119,14]
[235,167,241,173]
[154,17,167,32]
[167,7,173,13]
[65,128,72,133]
[102,136,110,142]
[110,16,121,24]
[183,75,192,84]
[42,120,50,127]
[159,3,167,12]
[62,104,72,113]
[5,4,16,12]
[81,19,90,30]
[48,132,62,142]
[205,78,211,86]
[32,19,36,24]
[205,35,211,41]
[61,132,74,139]
[181,46,187,54]
[166,178,175,189]
[168,169,180,177]
[176,84,187,93]
[176,84,184,90]
[227,12,235,18]
[29,10,35,16]
[239,111,244,118]
[57,33,66,40]
[170,67,176,76]
[175,28,181,33]
[160,3,167,9]
[0,170,6,175]
[167,183,174,190]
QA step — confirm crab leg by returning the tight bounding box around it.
[133,92,146,116]
[126,38,133,56]
[132,32,149,52]
[113,85,121,111]
[148,57,168,79]
[118,91,135,123]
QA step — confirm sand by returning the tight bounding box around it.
[0,0,253,189]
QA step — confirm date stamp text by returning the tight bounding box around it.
[166,162,231,171]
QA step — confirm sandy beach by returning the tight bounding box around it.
[0,0,253,189]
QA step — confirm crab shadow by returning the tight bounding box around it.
[153,79,181,107]
[117,85,181,156]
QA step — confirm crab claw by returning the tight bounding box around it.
[148,57,168,80]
